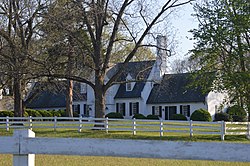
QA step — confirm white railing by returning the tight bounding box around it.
[0,129,250,166]
[0,116,250,141]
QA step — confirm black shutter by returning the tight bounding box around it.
[136,102,139,114]
[116,103,119,113]
[83,104,86,115]
[187,105,190,117]
[77,105,80,115]
[180,105,183,115]
[123,103,126,116]
[152,106,155,115]
[129,103,132,116]
[159,106,162,117]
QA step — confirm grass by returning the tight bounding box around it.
[1,121,249,165]
[0,128,249,143]
[0,120,250,143]
[1,154,250,166]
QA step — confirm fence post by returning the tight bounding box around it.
[6,116,9,131]
[133,118,136,135]
[78,116,82,133]
[13,129,35,166]
[29,116,33,131]
[105,117,109,134]
[247,122,250,140]
[54,116,57,131]
[221,121,225,141]
[160,119,163,137]
[189,120,193,138]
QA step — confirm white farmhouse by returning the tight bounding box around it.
[25,36,228,120]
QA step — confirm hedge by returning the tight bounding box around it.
[146,114,159,120]
[25,109,42,117]
[171,114,187,121]
[105,112,124,119]
[132,114,146,119]
[0,110,14,117]
[227,105,247,122]
[214,112,231,121]
[190,109,212,122]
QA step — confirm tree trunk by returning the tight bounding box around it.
[94,75,106,128]
[94,86,106,119]
[66,79,73,117]
[13,77,23,117]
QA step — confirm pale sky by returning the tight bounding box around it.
[169,2,198,60]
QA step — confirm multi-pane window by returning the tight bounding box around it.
[126,82,132,91]
[116,103,126,116]
[73,104,80,115]
[129,102,139,116]
[152,106,162,117]
[180,105,190,117]
[84,105,90,117]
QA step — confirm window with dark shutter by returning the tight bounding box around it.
[159,106,162,117]
[136,102,139,114]
[77,105,80,115]
[187,105,190,117]
[180,105,183,115]
[181,105,190,117]
[122,103,126,116]
[152,106,155,115]
[116,103,119,113]
[83,104,86,115]
[129,103,132,116]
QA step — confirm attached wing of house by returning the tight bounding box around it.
[25,81,87,114]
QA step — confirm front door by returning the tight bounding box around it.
[165,106,177,120]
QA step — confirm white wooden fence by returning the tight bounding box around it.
[0,129,250,166]
[0,116,250,141]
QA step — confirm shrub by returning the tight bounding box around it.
[190,109,212,122]
[232,115,246,122]
[51,110,62,117]
[73,111,79,117]
[171,114,187,121]
[132,113,146,119]
[58,110,66,117]
[23,111,29,117]
[25,109,42,117]
[214,112,231,121]
[105,112,124,119]
[38,110,53,117]
[227,105,247,122]
[146,114,159,120]
[0,110,14,117]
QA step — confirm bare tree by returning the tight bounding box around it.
[36,0,193,119]
[0,0,50,116]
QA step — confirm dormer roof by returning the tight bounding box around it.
[114,60,155,99]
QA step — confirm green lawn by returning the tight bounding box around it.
[0,122,249,165]
[0,121,249,143]
[1,154,250,166]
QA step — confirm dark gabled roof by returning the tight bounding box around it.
[25,81,87,109]
[107,60,155,80]
[114,60,155,99]
[147,73,207,104]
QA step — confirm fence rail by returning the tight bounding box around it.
[0,116,250,140]
[0,129,250,166]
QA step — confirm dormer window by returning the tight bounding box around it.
[126,82,132,91]
[126,73,134,91]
